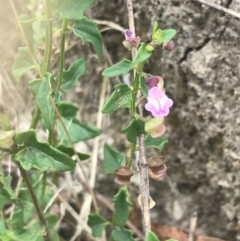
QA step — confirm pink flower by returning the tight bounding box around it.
[145,87,173,117]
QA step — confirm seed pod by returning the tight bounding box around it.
[114,166,133,185]
[137,194,156,209]
[148,157,167,180]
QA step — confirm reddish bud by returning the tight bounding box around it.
[123,36,141,50]
[114,166,133,185]
[146,76,164,89]
[163,41,175,51]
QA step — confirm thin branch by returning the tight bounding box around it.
[126,0,151,234]
[50,97,99,213]
[188,211,198,241]
[193,0,240,20]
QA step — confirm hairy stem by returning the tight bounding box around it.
[126,0,151,233]
[42,0,53,75]
[56,19,69,92]
[17,164,52,241]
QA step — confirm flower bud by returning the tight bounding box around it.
[128,36,140,48]
[163,41,175,51]
[123,37,141,50]
[137,194,156,209]
[148,157,167,181]
[145,43,155,52]
[114,166,133,185]
[146,76,164,89]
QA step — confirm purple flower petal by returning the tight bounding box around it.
[125,29,133,41]
[145,87,173,117]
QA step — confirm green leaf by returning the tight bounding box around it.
[0,165,20,208]
[0,131,15,148]
[139,75,149,97]
[132,43,152,65]
[103,143,125,174]
[32,19,46,43]
[145,231,160,241]
[12,47,36,82]
[102,59,133,77]
[58,0,96,20]
[57,101,79,118]
[122,118,145,143]
[113,186,132,227]
[101,84,132,113]
[60,59,86,91]
[159,29,177,43]
[19,14,35,52]
[87,213,109,237]
[111,227,135,241]
[71,17,102,59]
[57,144,90,161]
[28,73,54,130]
[13,130,76,172]
[152,21,159,39]
[0,218,44,241]
[58,117,101,145]
[0,106,11,131]
[145,135,168,151]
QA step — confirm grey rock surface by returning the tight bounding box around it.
[92,0,240,240]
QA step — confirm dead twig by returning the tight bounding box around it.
[193,0,240,20]
[188,211,198,241]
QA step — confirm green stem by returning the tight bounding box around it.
[29,0,53,130]
[56,19,69,92]
[29,106,41,129]
[42,0,53,75]
[17,164,52,241]
[127,62,145,166]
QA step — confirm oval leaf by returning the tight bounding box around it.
[13,130,76,172]
[71,17,102,59]
[103,143,125,174]
[145,135,168,151]
[145,231,160,241]
[111,227,135,241]
[102,84,132,113]
[60,58,86,91]
[57,0,96,20]
[132,43,152,65]
[113,186,132,227]
[12,47,36,82]
[58,117,101,145]
[87,213,109,237]
[122,118,145,143]
[28,73,54,130]
[102,59,133,77]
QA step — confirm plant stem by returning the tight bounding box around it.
[42,0,53,75]
[17,164,52,241]
[126,0,151,234]
[56,19,69,92]
[29,107,41,129]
